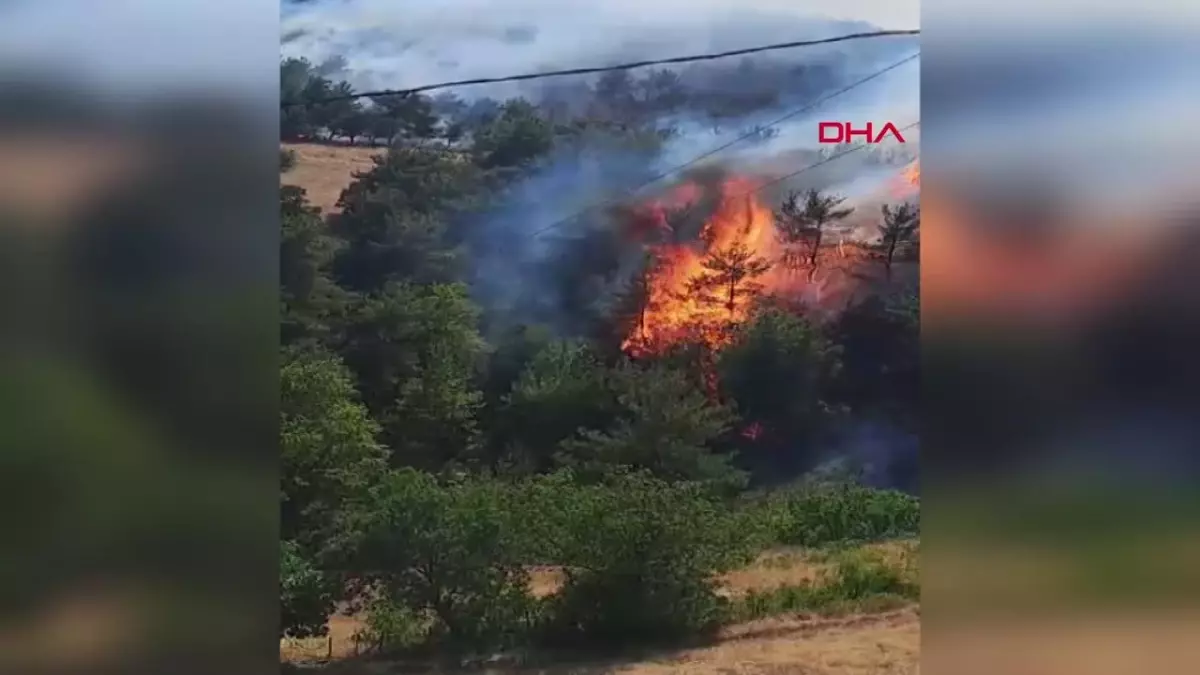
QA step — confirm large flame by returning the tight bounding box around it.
[623,163,920,358]
[622,177,793,356]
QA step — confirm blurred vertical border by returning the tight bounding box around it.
[0,2,280,673]
[922,1,1200,673]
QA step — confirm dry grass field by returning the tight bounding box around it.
[281,542,920,675]
[281,142,384,215]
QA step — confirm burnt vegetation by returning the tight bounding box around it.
[280,51,919,664]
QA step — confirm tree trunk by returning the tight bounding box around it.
[807,226,823,282]
[885,237,898,282]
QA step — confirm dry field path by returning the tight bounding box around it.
[283,543,919,675]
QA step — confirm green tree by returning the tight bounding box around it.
[828,293,919,431]
[717,308,843,479]
[370,93,439,143]
[280,186,350,346]
[280,57,320,139]
[471,99,555,170]
[544,471,757,645]
[332,146,481,291]
[309,80,359,137]
[281,539,338,639]
[280,346,387,546]
[331,107,371,144]
[557,363,745,492]
[339,469,539,650]
[492,340,614,473]
[340,282,486,467]
[387,341,484,470]
[775,189,854,281]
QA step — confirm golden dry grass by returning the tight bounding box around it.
[298,611,918,675]
[281,541,919,673]
[281,142,384,215]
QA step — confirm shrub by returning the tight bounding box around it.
[733,545,918,621]
[541,471,758,646]
[280,539,337,639]
[339,469,542,652]
[356,596,431,654]
[823,546,918,599]
[759,483,919,547]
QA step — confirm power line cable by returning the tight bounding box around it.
[282,30,919,107]
[525,55,919,239]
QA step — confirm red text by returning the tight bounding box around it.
[818,122,906,144]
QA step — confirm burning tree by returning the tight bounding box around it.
[873,202,920,281]
[775,189,854,281]
[685,241,773,321]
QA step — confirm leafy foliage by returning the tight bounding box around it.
[542,472,758,645]
[755,483,920,547]
[280,187,351,346]
[340,470,541,650]
[274,50,921,660]
[281,539,338,639]
[558,362,745,492]
[718,308,843,475]
[340,282,485,467]
[492,340,614,473]
[280,346,387,546]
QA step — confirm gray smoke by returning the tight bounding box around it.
[281,0,920,332]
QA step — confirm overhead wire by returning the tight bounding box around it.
[524,55,919,239]
[281,29,919,107]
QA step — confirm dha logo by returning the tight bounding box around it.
[818,122,906,144]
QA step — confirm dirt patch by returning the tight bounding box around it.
[282,142,383,215]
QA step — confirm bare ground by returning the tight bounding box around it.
[282,142,384,215]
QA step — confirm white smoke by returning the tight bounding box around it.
[281,0,918,96]
[280,0,920,329]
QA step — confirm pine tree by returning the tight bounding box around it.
[775,189,854,281]
[686,241,772,320]
[874,202,920,281]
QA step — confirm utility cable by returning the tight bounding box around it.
[282,30,920,107]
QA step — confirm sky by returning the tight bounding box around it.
[280,0,920,94]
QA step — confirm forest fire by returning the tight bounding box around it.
[622,176,793,357]
[622,161,920,359]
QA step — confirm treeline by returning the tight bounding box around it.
[279,54,878,147]
[280,55,919,660]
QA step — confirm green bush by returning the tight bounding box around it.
[541,471,758,646]
[759,484,919,547]
[339,469,542,652]
[280,539,338,639]
[357,596,431,654]
[733,546,918,621]
[823,547,918,600]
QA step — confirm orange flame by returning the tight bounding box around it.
[622,177,786,356]
[890,160,920,198]
[623,164,920,358]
